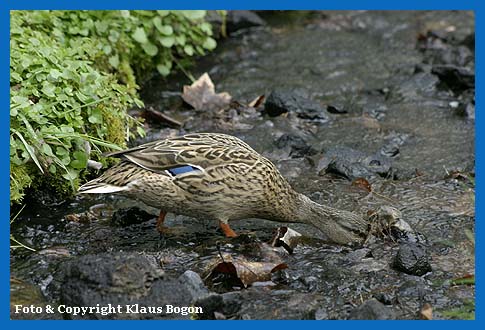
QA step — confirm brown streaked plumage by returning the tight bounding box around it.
[78,133,368,244]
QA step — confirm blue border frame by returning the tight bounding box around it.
[2,0,481,328]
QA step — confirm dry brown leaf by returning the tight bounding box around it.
[352,178,372,192]
[270,226,302,254]
[182,73,231,111]
[206,254,287,288]
[248,94,265,108]
[420,303,433,320]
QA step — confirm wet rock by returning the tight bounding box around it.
[431,65,474,94]
[194,292,242,320]
[275,133,317,158]
[461,33,475,51]
[206,11,265,36]
[373,292,394,305]
[179,270,211,302]
[455,101,475,120]
[326,104,347,114]
[393,244,432,276]
[59,252,199,319]
[348,299,397,320]
[111,207,155,227]
[227,11,266,33]
[317,146,393,180]
[380,133,409,158]
[10,278,62,320]
[418,30,474,67]
[315,307,329,320]
[344,248,372,264]
[265,90,330,123]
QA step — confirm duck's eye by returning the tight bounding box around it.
[166,165,200,176]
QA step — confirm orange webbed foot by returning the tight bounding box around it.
[219,221,238,238]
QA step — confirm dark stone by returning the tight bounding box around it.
[193,292,242,320]
[418,30,474,68]
[456,101,475,120]
[461,33,475,51]
[392,244,432,276]
[226,11,266,33]
[111,207,155,227]
[326,104,347,114]
[59,252,198,319]
[275,133,317,158]
[265,90,330,123]
[179,270,210,302]
[431,65,474,94]
[373,292,394,305]
[347,299,397,320]
[317,146,393,180]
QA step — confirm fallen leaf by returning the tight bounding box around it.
[352,178,372,192]
[142,107,183,127]
[207,254,287,288]
[270,226,302,254]
[248,94,265,108]
[420,303,433,320]
[182,73,231,111]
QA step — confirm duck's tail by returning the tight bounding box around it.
[78,179,129,194]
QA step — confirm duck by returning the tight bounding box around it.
[78,133,368,245]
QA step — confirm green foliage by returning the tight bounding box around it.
[10,10,219,204]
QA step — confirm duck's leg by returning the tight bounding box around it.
[219,220,238,238]
[156,211,167,233]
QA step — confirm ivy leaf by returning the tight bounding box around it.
[175,35,186,46]
[70,151,88,169]
[40,143,54,157]
[88,108,103,124]
[62,168,79,181]
[48,69,62,81]
[108,55,119,68]
[157,64,171,76]
[159,25,173,35]
[157,10,170,17]
[132,27,148,44]
[153,16,163,32]
[42,82,56,97]
[181,11,206,20]
[142,42,158,56]
[120,10,131,18]
[184,45,194,56]
[202,37,217,50]
[159,36,175,48]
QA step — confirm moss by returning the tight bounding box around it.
[10,164,32,204]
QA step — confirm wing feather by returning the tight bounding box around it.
[104,133,259,174]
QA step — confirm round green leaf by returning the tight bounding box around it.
[184,45,194,56]
[159,36,175,48]
[159,25,173,35]
[156,64,171,76]
[132,27,148,44]
[142,42,158,56]
[202,37,217,50]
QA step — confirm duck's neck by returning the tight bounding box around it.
[292,193,368,245]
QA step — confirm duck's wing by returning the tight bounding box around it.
[104,133,260,174]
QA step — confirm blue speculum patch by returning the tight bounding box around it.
[167,165,199,176]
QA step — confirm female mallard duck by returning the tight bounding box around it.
[79,133,368,245]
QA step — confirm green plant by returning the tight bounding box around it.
[10,10,220,204]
